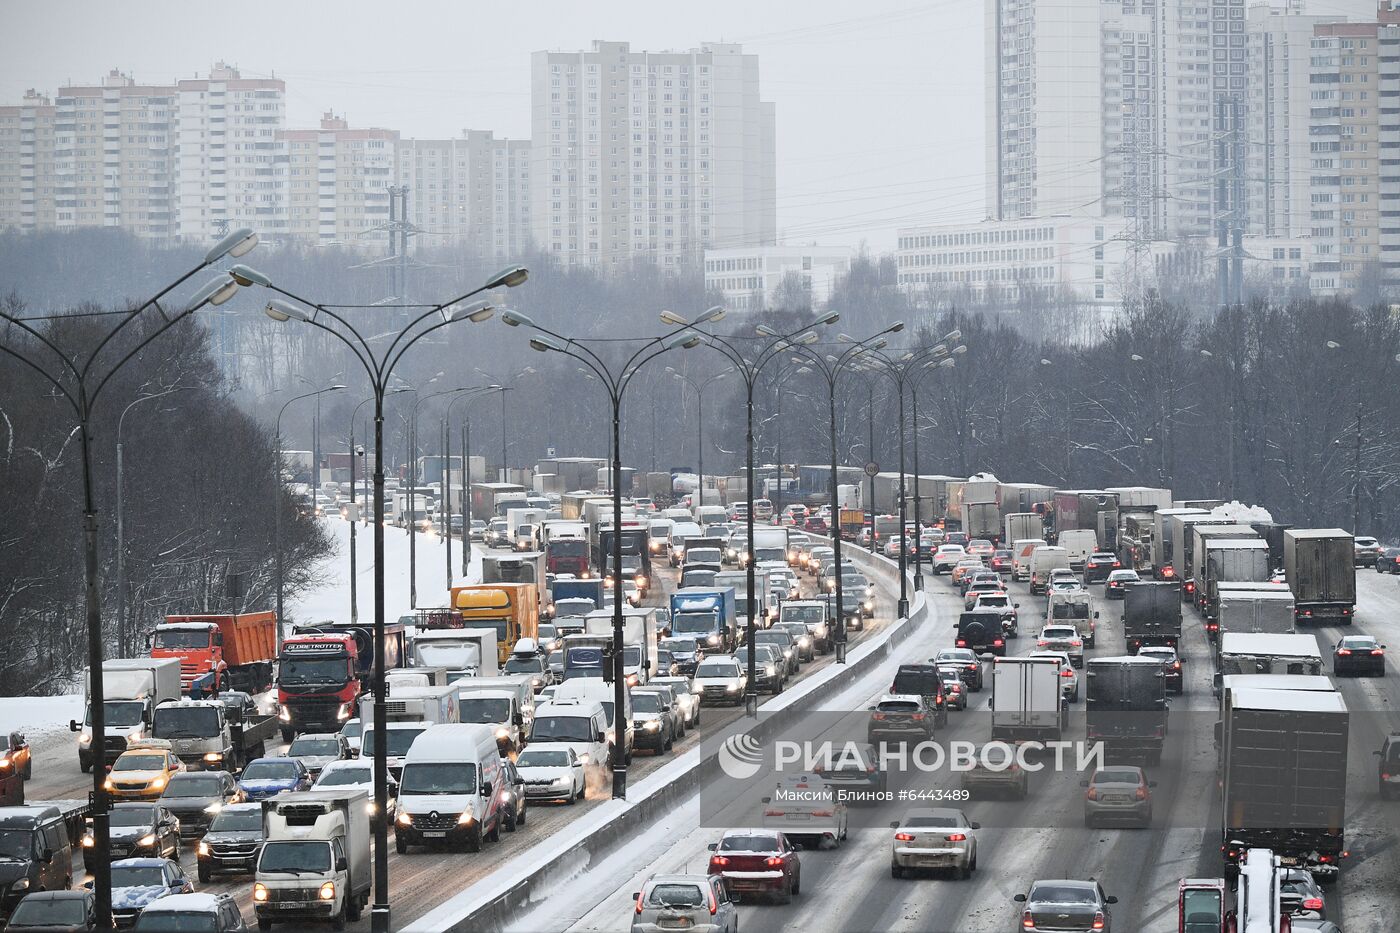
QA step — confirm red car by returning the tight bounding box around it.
[804,516,829,535]
[708,829,801,903]
[989,549,1013,573]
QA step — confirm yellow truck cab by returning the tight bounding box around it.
[106,739,183,800]
[449,583,540,665]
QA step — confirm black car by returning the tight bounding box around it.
[1278,868,1327,920]
[933,649,984,691]
[734,646,784,694]
[82,803,181,868]
[196,802,264,882]
[3,890,97,932]
[1334,635,1386,676]
[1378,547,1400,573]
[889,664,949,727]
[955,610,1005,657]
[0,806,73,915]
[1083,552,1121,584]
[867,695,937,748]
[158,771,242,838]
[1014,879,1117,932]
[499,758,529,832]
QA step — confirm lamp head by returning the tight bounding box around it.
[886,321,906,334]
[1130,353,1145,362]
[264,300,305,322]
[942,328,962,342]
[486,265,529,289]
[797,331,820,345]
[814,310,840,326]
[205,227,258,263]
[939,358,956,369]
[229,264,271,288]
[952,345,967,355]
[1326,340,1341,350]
[755,323,778,337]
[663,330,704,350]
[659,310,689,326]
[697,305,725,324]
[529,335,565,353]
[1200,349,1214,358]
[500,308,535,328]
[189,275,240,311]
[1040,358,1053,366]
[451,299,494,323]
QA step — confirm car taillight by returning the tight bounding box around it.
[763,809,783,817]
[1061,669,1074,678]
[710,855,730,867]
[1373,649,1385,655]
[636,891,645,915]
[894,831,915,841]
[1070,640,1081,647]
[1092,911,1106,930]
[1022,910,1035,930]
[945,833,967,842]
[1337,648,1352,655]
[1302,898,1323,911]
[1384,772,1392,780]
[1207,623,1219,632]
[910,712,926,721]
[765,856,784,867]
[1319,854,1333,863]
[811,809,833,817]
[993,639,1004,647]
[1038,639,1048,647]
[872,713,887,721]
[966,664,978,671]
[956,640,967,647]
[1173,661,1181,669]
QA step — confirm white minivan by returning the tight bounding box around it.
[1029,545,1070,596]
[553,677,632,764]
[528,699,610,776]
[395,723,506,854]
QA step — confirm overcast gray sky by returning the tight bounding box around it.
[0,0,986,253]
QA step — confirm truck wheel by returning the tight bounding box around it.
[395,835,408,854]
[280,727,295,743]
[257,920,273,931]
[79,757,92,774]
[332,904,347,931]
[465,826,482,853]
[198,864,211,883]
[347,894,362,921]
[505,806,518,833]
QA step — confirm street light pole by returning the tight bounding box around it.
[257,263,527,933]
[440,386,502,586]
[0,227,258,929]
[660,309,840,717]
[668,367,729,510]
[277,384,346,628]
[501,309,704,797]
[349,391,407,624]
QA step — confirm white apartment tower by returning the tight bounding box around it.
[530,40,776,269]
[175,63,287,243]
[0,90,56,232]
[280,113,397,247]
[54,69,176,239]
[397,129,531,261]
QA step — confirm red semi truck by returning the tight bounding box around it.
[275,633,362,742]
[149,612,277,694]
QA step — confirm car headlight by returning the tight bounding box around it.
[137,833,156,847]
[783,648,793,658]
[127,729,143,742]
[204,752,223,763]
[253,883,268,902]
[278,705,291,722]
[79,731,92,746]
[338,703,353,721]
[104,778,115,791]
[635,575,647,586]
[204,803,223,815]
[397,811,413,826]
[12,878,29,892]
[198,841,210,856]
[151,776,166,790]
[578,752,591,764]
[320,881,337,901]
[707,634,720,645]
[495,727,510,740]
[643,720,661,731]
[456,811,475,825]
[726,683,741,692]
[82,835,95,848]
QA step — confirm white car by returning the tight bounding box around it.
[1028,650,1079,702]
[1047,569,1083,593]
[692,657,747,706]
[762,774,848,849]
[314,759,398,822]
[338,718,362,756]
[933,544,967,573]
[1037,624,1085,668]
[515,746,587,804]
[889,806,979,879]
[284,733,351,778]
[650,675,700,727]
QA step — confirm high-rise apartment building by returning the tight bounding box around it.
[529,40,775,269]
[281,112,397,246]
[397,129,531,260]
[0,90,56,233]
[175,63,287,243]
[53,69,176,239]
[1307,9,1400,293]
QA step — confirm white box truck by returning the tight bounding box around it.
[1216,587,1296,639]
[1004,513,1045,550]
[254,789,370,928]
[409,628,498,680]
[73,657,182,772]
[358,683,459,726]
[990,656,1066,743]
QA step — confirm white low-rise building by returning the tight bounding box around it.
[704,245,853,311]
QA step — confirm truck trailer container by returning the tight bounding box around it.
[1283,528,1356,625]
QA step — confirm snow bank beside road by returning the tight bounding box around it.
[288,516,482,626]
[0,694,83,739]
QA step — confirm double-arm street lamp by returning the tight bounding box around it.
[501,308,703,796]
[254,263,528,933]
[0,227,259,928]
[789,323,905,662]
[857,330,964,614]
[660,307,841,716]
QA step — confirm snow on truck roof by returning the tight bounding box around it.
[1229,687,1347,714]
[1220,633,1321,656]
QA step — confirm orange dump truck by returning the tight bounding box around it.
[444,583,539,665]
[150,612,278,695]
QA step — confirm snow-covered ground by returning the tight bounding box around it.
[288,515,483,626]
[0,694,83,740]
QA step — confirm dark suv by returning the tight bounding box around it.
[867,695,937,748]
[0,806,73,915]
[890,664,948,728]
[1084,552,1121,584]
[955,610,1006,657]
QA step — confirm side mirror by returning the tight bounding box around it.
[707,842,718,851]
[1094,611,1100,619]
[1106,896,1118,905]
[1148,781,1158,788]
[1014,602,1021,608]
[761,796,771,804]
[84,880,94,890]
[1375,750,1383,756]
[336,857,348,872]
[1080,780,1090,787]
[1013,894,1027,903]
[596,731,607,743]
[631,892,640,901]
[969,821,981,830]
[481,782,493,797]
[69,720,80,733]
[888,821,900,829]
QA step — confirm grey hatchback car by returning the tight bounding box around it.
[1081,766,1155,827]
[631,874,737,933]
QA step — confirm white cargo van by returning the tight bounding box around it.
[1011,538,1048,582]
[553,677,632,764]
[1058,530,1098,571]
[394,723,506,853]
[455,686,526,754]
[1029,546,1070,595]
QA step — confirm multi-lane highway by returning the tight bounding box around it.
[516,559,1400,933]
[20,518,903,930]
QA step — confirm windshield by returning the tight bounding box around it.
[754,548,785,562]
[458,698,511,724]
[115,754,166,772]
[904,815,957,828]
[672,613,719,635]
[647,884,705,908]
[152,629,209,649]
[517,749,570,768]
[783,607,824,624]
[259,840,331,874]
[210,808,263,832]
[688,549,722,563]
[241,761,299,782]
[661,638,697,655]
[622,646,642,667]
[1093,770,1141,784]
[99,700,147,728]
[548,540,587,557]
[110,808,155,828]
[632,694,663,713]
[1182,890,1222,927]
[399,762,477,795]
[0,828,35,859]
[112,864,166,887]
[8,898,86,925]
[415,644,481,669]
[1031,885,1097,904]
[698,663,739,678]
[130,913,217,933]
[360,728,426,757]
[164,775,224,798]
[152,706,220,738]
[755,633,788,648]
[316,767,372,788]
[504,656,542,674]
[531,714,595,743]
[719,833,781,852]
[288,738,339,758]
[340,721,362,739]
[279,658,349,686]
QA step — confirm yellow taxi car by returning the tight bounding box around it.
[105,739,184,800]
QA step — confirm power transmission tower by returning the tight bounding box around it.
[1215,94,1247,308]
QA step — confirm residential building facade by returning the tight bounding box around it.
[0,90,56,233]
[703,245,854,311]
[396,129,531,260]
[281,112,398,247]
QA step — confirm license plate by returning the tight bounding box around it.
[1279,856,1300,866]
[660,917,694,928]
[422,831,447,838]
[271,903,303,910]
[786,813,810,821]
